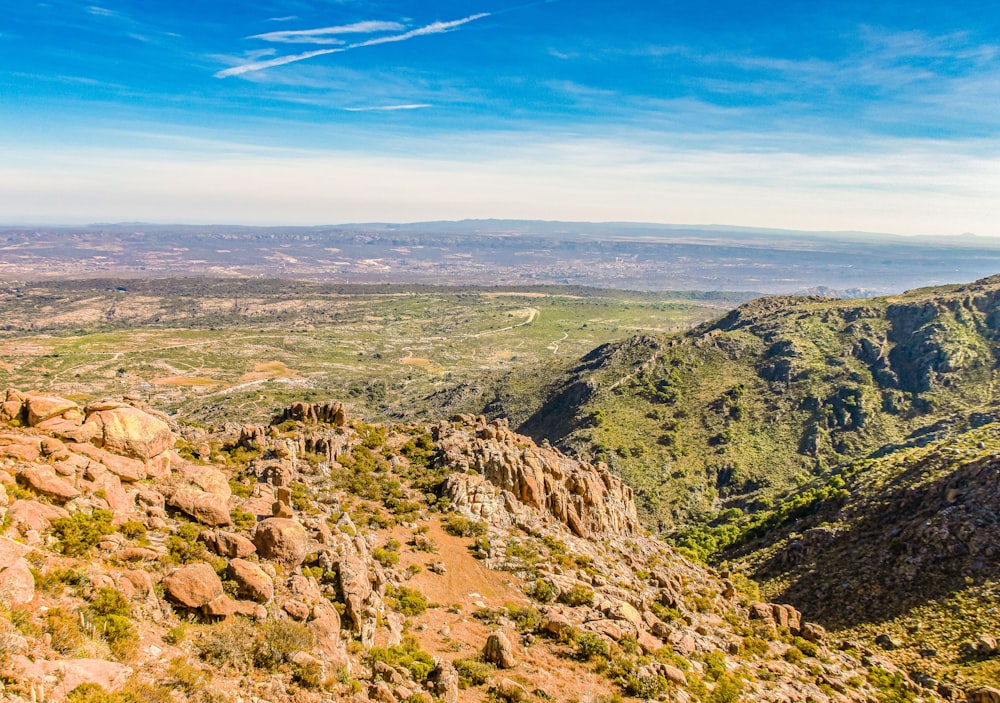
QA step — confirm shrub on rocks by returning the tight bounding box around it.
[51,510,114,557]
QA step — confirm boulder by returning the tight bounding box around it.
[429,659,459,703]
[162,562,223,608]
[178,464,231,498]
[73,443,147,482]
[310,602,347,664]
[543,612,574,639]
[0,557,35,607]
[483,630,517,669]
[203,530,256,558]
[86,406,173,460]
[0,536,31,570]
[7,499,68,533]
[24,394,77,427]
[168,488,232,527]
[254,518,309,567]
[968,688,1000,703]
[227,558,273,603]
[29,657,132,698]
[17,464,80,501]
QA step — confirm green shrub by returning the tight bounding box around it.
[89,587,131,617]
[709,673,744,703]
[867,667,916,703]
[67,681,173,703]
[703,650,727,680]
[166,657,209,693]
[117,521,146,540]
[33,566,85,595]
[293,656,325,689]
[528,579,557,604]
[51,510,113,556]
[506,604,542,633]
[386,585,428,616]
[46,608,85,654]
[195,618,257,671]
[790,635,818,657]
[253,620,315,670]
[575,631,610,661]
[98,614,139,660]
[367,636,435,682]
[453,658,495,687]
[558,585,594,607]
[229,508,256,531]
[443,514,488,537]
[167,523,207,564]
[608,656,667,698]
[164,625,186,645]
[373,547,400,568]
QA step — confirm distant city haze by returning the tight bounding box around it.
[2,221,999,294]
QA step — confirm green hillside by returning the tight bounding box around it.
[509,275,1000,533]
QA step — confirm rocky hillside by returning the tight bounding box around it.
[510,275,1000,532]
[723,419,1000,695]
[0,389,940,703]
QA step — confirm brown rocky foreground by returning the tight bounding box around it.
[0,392,946,702]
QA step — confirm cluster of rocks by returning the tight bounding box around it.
[437,415,638,538]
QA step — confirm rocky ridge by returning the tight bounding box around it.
[0,392,941,703]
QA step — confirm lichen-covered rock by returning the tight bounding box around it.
[162,562,223,608]
[429,659,459,703]
[253,517,309,566]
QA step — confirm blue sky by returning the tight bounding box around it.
[2,0,1000,233]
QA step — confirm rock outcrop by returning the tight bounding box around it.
[438,415,639,538]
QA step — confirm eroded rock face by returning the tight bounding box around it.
[338,553,373,632]
[278,401,346,426]
[162,562,224,608]
[440,416,639,538]
[254,518,309,567]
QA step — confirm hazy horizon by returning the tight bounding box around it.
[4,2,1000,235]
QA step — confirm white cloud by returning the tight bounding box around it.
[249,20,405,44]
[217,13,490,78]
[341,104,432,111]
